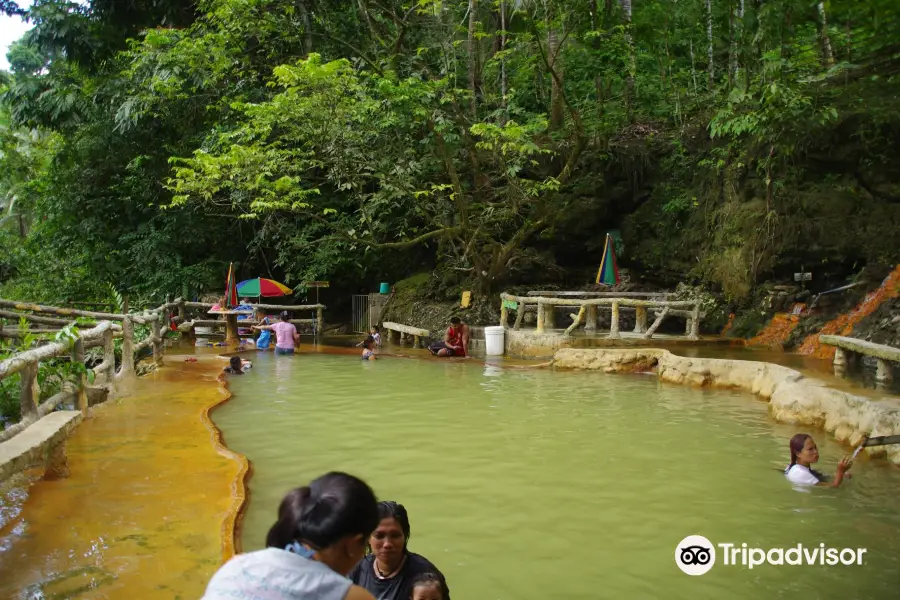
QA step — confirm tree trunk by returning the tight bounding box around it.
[728,0,743,85]
[468,0,478,118]
[689,38,699,94]
[501,0,508,121]
[299,0,313,55]
[549,24,565,130]
[620,0,635,119]
[817,2,834,67]
[706,0,714,89]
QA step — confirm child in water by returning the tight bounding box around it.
[220,356,252,374]
[370,326,382,347]
[409,573,443,600]
[784,433,853,487]
[255,309,272,350]
[361,336,377,361]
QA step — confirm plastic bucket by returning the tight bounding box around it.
[484,325,505,356]
[379,282,390,294]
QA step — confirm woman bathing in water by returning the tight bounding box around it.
[350,501,450,600]
[361,336,377,361]
[784,433,853,487]
[202,472,380,600]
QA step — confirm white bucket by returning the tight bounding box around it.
[484,326,506,356]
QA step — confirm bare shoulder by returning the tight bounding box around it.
[345,585,376,600]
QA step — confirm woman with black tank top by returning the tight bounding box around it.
[350,502,451,600]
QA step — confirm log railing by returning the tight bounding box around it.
[0,299,174,445]
[174,300,326,343]
[820,335,900,391]
[499,292,702,340]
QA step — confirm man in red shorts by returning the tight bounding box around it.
[428,317,469,357]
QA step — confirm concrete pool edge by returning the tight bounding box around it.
[552,348,900,464]
[203,372,251,561]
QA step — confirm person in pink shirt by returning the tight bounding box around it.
[253,311,299,355]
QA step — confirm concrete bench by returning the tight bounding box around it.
[382,322,430,348]
[820,335,900,390]
[0,410,83,483]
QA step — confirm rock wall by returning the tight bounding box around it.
[552,348,900,464]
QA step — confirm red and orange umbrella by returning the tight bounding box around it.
[236,278,293,298]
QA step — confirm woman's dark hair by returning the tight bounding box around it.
[450,317,461,325]
[376,501,411,553]
[410,572,443,594]
[266,472,379,550]
[363,335,375,348]
[229,356,242,372]
[788,434,827,481]
[280,310,290,322]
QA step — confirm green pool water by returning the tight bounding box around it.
[213,352,900,600]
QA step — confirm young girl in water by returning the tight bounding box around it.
[361,336,377,361]
[784,433,853,487]
[255,309,272,350]
[409,573,443,600]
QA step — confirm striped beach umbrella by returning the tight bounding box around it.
[225,263,239,308]
[595,233,620,286]
[236,278,293,298]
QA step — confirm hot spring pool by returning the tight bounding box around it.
[213,351,900,599]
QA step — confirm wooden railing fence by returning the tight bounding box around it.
[499,292,702,340]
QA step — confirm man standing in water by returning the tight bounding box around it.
[428,317,469,357]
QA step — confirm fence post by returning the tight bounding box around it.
[151,313,162,365]
[19,361,39,421]
[316,306,325,340]
[585,305,598,332]
[177,298,186,323]
[608,301,621,339]
[688,303,701,340]
[102,327,115,383]
[876,359,893,391]
[500,301,509,328]
[118,316,136,381]
[536,302,546,333]
[544,305,556,330]
[513,302,525,330]
[72,337,88,414]
[633,307,648,333]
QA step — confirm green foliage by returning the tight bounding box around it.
[0,0,897,305]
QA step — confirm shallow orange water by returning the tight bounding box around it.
[0,355,245,599]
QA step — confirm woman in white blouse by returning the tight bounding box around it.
[784,434,853,487]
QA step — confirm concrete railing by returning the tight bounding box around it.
[174,301,325,343]
[499,292,702,340]
[0,298,174,483]
[820,335,900,390]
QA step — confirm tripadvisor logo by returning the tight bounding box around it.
[675,535,867,575]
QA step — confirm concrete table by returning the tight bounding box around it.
[208,310,245,345]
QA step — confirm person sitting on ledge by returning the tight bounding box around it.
[428,317,469,358]
[784,433,853,487]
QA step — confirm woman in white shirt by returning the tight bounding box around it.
[202,472,379,600]
[784,434,853,487]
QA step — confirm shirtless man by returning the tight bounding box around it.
[428,317,469,357]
